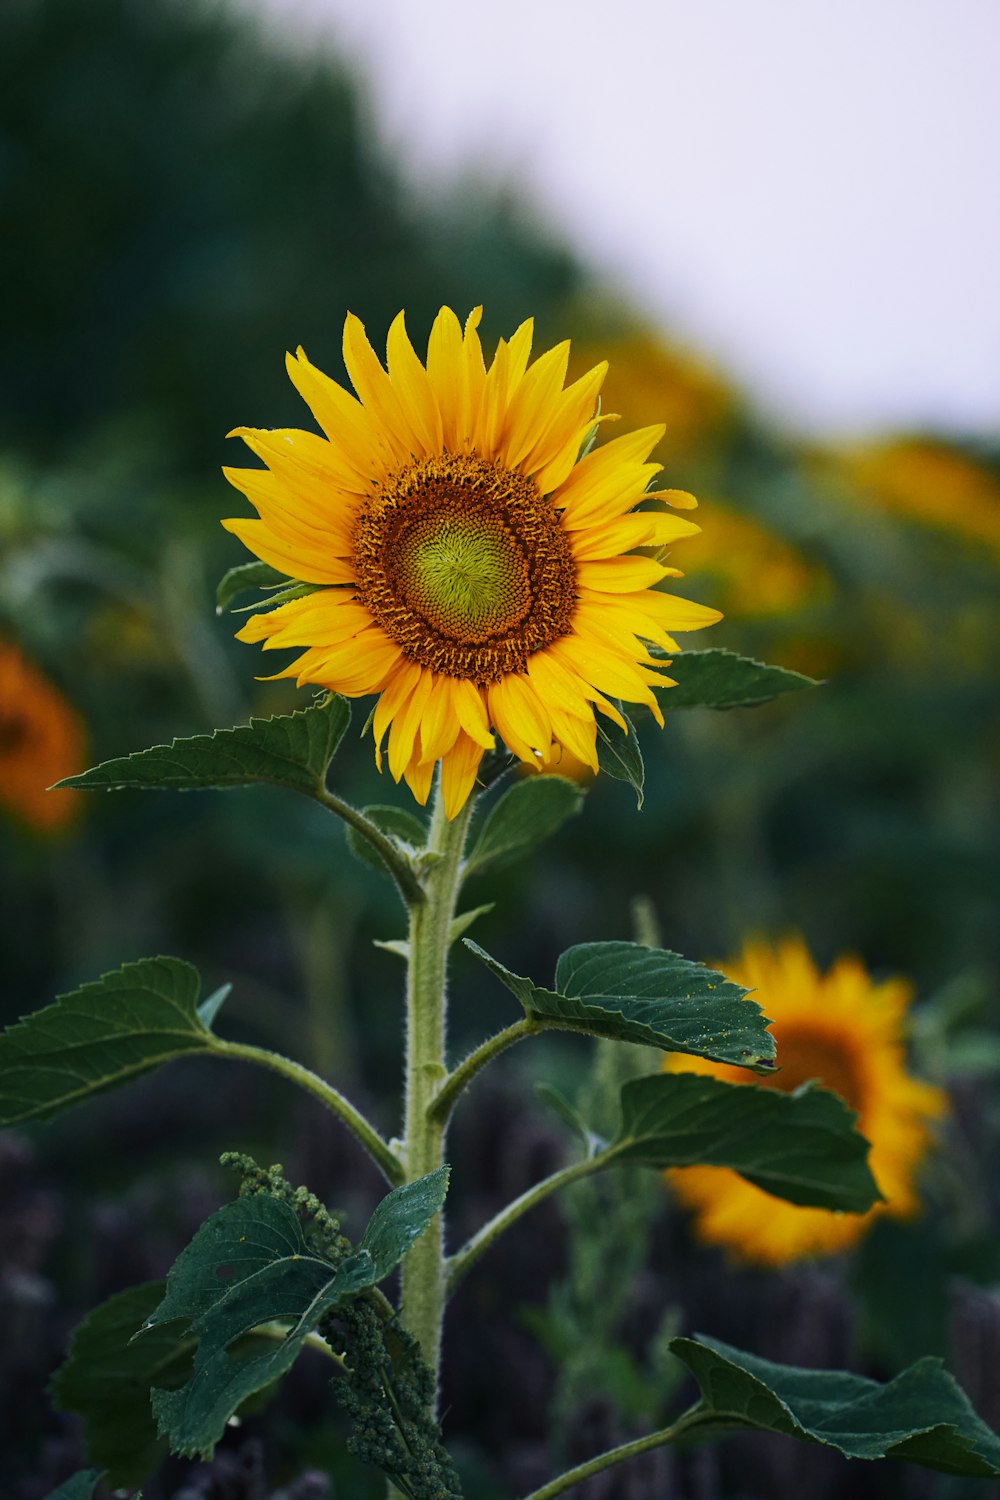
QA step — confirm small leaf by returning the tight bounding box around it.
[596,710,644,809]
[197,983,233,1030]
[535,1081,604,1157]
[466,776,584,873]
[50,1282,193,1487]
[449,904,495,944]
[149,1169,448,1459]
[661,649,818,710]
[42,1473,104,1500]
[56,695,350,798]
[464,940,775,1071]
[357,1165,450,1278]
[610,1073,880,1211]
[670,1334,1000,1477]
[216,559,290,614]
[0,957,216,1126]
[345,803,427,878]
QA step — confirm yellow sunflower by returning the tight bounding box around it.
[223,307,720,816]
[0,639,85,834]
[664,936,946,1266]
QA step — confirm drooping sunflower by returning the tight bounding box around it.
[664,936,946,1266]
[0,639,85,834]
[223,308,721,815]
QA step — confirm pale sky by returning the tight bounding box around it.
[244,0,1000,437]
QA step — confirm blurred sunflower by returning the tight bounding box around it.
[682,501,826,618]
[0,639,85,833]
[664,936,946,1265]
[224,307,720,815]
[846,438,1000,559]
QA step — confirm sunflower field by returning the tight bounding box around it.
[2,3,999,1499]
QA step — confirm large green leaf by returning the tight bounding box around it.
[50,1282,192,1487]
[56,694,350,798]
[149,1169,448,1458]
[661,649,818,710]
[0,957,218,1126]
[595,710,644,809]
[670,1334,1000,1477]
[466,775,584,873]
[464,940,775,1071]
[609,1073,880,1211]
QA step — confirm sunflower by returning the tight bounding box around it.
[664,936,946,1266]
[223,307,721,815]
[0,639,85,834]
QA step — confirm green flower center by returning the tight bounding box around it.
[396,512,531,643]
[352,454,577,681]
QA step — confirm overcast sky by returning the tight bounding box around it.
[245,0,999,438]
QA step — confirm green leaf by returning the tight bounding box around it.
[610,1073,880,1211]
[56,695,350,798]
[42,1473,103,1500]
[149,1169,449,1459]
[535,1081,603,1157]
[357,1165,450,1278]
[464,940,775,1071]
[449,903,495,944]
[50,1282,192,1487]
[345,803,427,878]
[215,559,290,614]
[0,956,216,1126]
[661,649,818,710]
[466,775,584,873]
[670,1334,1000,1477]
[596,710,644,808]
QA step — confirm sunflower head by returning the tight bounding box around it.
[223,307,721,816]
[0,640,85,834]
[664,935,946,1265]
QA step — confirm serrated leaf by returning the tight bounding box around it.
[0,957,216,1126]
[149,1169,448,1458]
[670,1334,1000,1477]
[464,940,775,1072]
[42,1473,103,1500]
[216,559,290,614]
[56,695,350,798]
[610,1073,880,1211]
[661,649,818,710]
[596,711,644,809]
[50,1282,193,1487]
[466,776,584,873]
[345,803,427,878]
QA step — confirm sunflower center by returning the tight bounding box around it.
[353,454,577,681]
[765,1024,864,1111]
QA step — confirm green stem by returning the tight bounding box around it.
[446,1155,602,1293]
[315,786,425,907]
[428,1017,539,1126]
[210,1038,404,1185]
[399,777,475,1387]
[519,1405,709,1500]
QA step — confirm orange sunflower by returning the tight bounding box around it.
[223,307,720,815]
[664,936,946,1265]
[0,640,85,833]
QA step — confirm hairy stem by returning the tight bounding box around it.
[519,1405,709,1500]
[210,1038,404,1185]
[446,1155,602,1293]
[428,1017,540,1126]
[399,779,474,1388]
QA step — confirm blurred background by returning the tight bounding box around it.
[1,1,998,1496]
